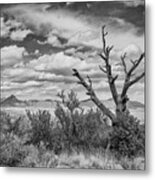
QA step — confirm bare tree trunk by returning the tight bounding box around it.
[115,94,129,119]
[72,26,145,126]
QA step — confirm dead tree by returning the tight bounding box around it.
[72,25,145,125]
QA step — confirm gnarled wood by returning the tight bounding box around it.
[121,53,145,98]
[72,69,116,122]
[72,25,145,123]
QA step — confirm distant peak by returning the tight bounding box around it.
[7,94,18,100]
[1,94,21,104]
[10,94,16,98]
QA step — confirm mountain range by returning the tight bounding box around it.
[1,94,144,110]
[0,95,55,108]
[81,98,144,110]
[1,95,27,107]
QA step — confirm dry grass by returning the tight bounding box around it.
[18,146,144,170]
[56,151,144,170]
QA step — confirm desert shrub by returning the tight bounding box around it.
[0,111,30,139]
[0,130,26,167]
[0,111,29,166]
[25,109,65,154]
[109,113,145,158]
[26,110,53,147]
[0,111,13,134]
[0,110,57,167]
[54,90,109,152]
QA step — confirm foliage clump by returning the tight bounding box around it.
[109,113,145,157]
[0,111,27,167]
[26,110,52,147]
[54,90,109,152]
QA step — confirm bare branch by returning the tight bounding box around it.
[99,26,119,105]
[121,53,145,97]
[102,25,108,54]
[99,53,107,62]
[128,53,145,76]
[129,72,145,86]
[121,53,127,74]
[72,68,116,121]
[121,71,145,97]
[106,45,114,54]
[111,75,118,84]
[99,65,107,74]
[77,81,83,85]
[130,59,136,66]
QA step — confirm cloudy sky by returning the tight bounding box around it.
[0,0,145,103]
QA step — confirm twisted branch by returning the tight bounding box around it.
[121,53,145,97]
[100,26,118,105]
[72,69,116,121]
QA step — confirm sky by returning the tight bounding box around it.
[0,0,145,103]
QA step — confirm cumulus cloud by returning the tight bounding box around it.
[28,52,96,74]
[1,17,10,37]
[0,17,23,38]
[1,45,26,67]
[3,4,88,37]
[121,44,142,58]
[28,53,77,72]
[110,43,144,65]
[0,17,32,41]
[46,34,60,46]
[10,29,32,41]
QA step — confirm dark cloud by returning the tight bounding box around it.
[0,33,67,54]
[116,5,145,36]
[0,11,70,52]
[46,1,145,36]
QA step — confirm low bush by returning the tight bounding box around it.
[54,90,109,152]
[0,111,28,166]
[26,110,52,147]
[109,113,145,158]
[0,130,26,167]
